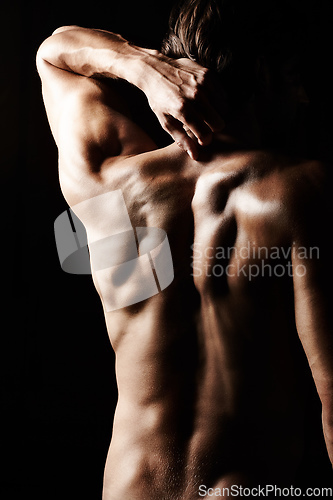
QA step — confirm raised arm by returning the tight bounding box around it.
[37,26,225,160]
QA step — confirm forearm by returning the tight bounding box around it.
[320,392,333,466]
[292,240,333,467]
[37,26,157,91]
[37,26,225,158]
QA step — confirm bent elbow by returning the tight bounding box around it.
[36,42,46,73]
[52,25,80,36]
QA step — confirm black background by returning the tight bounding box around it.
[2,0,333,498]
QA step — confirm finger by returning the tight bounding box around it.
[179,107,213,146]
[173,130,199,160]
[165,116,199,160]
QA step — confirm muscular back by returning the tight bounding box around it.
[63,142,327,498]
[36,30,333,498]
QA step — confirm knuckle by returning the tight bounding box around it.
[176,99,189,117]
[187,76,202,95]
[191,86,201,100]
[201,66,210,77]
[198,67,211,85]
[161,116,172,131]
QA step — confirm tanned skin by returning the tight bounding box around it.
[37,26,333,499]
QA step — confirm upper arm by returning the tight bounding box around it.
[37,56,120,157]
[36,43,156,189]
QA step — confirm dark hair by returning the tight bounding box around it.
[161,0,303,108]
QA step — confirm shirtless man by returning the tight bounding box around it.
[36,0,333,497]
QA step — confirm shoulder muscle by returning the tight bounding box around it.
[37,55,156,184]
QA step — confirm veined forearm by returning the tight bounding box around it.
[37,25,225,159]
[37,26,156,91]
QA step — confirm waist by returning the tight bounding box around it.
[104,412,302,500]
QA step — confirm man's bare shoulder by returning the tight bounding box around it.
[190,149,332,241]
[269,157,332,234]
[197,149,329,201]
[100,146,331,217]
[256,155,332,250]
